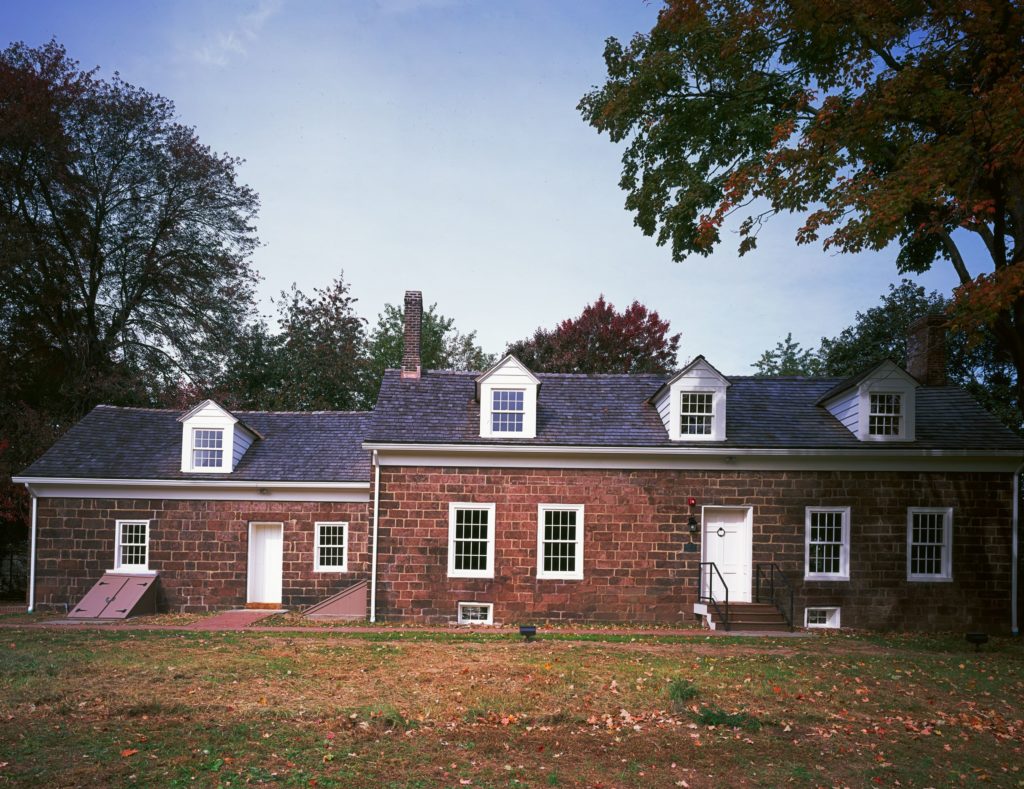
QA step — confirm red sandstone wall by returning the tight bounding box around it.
[34,498,369,612]
[374,467,1015,632]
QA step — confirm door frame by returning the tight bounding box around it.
[247,521,284,604]
[699,505,753,602]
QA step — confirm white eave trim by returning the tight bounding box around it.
[13,476,370,503]
[362,442,1024,472]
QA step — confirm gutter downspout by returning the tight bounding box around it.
[370,450,380,623]
[1013,462,1023,636]
[27,489,37,613]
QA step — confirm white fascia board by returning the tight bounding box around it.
[363,442,1024,472]
[13,477,370,503]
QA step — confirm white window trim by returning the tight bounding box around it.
[313,521,349,573]
[804,506,851,581]
[490,388,526,434]
[669,384,727,441]
[907,507,953,582]
[537,504,585,580]
[190,427,227,471]
[679,391,715,437]
[804,606,841,629]
[447,502,496,579]
[457,601,494,625]
[867,392,903,438]
[856,377,916,442]
[114,519,150,572]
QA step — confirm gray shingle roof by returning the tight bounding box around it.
[19,406,372,481]
[366,369,1024,450]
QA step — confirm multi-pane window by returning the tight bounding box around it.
[868,393,902,436]
[115,520,149,571]
[192,428,224,468]
[680,392,714,436]
[538,505,584,580]
[908,508,953,581]
[457,602,493,625]
[448,504,495,578]
[805,607,841,628]
[491,390,525,433]
[805,507,850,580]
[314,522,348,572]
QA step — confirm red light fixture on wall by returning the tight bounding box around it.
[687,496,697,507]
[687,496,699,534]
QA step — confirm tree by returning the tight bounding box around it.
[752,332,820,376]
[362,302,493,403]
[752,281,1019,430]
[215,276,367,411]
[505,296,680,374]
[579,2,1024,413]
[0,40,260,415]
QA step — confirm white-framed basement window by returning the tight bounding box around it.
[804,507,850,581]
[457,602,494,625]
[680,391,714,436]
[805,606,841,629]
[314,522,348,572]
[907,507,953,581]
[115,520,149,572]
[537,504,584,580]
[448,503,496,578]
[868,393,902,437]
[491,389,525,433]
[191,427,225,469]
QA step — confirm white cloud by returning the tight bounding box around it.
[194,0,283,67]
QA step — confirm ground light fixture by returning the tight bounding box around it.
[965,632,989,652]
[519,625,537,642]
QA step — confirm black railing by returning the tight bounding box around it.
[754,563,795,630]
[698,562,730,631]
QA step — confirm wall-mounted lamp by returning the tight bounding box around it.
[687,496,697,507]
[688,515,699,534]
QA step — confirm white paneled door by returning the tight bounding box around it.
[702,508,752,603]
[247,522,283,605]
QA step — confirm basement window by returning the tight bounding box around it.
[115,520,149,572]
[457,602,494,625]
[805,607,840,629]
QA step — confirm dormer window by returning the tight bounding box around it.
[491,390,525,433]
[868,394,901,436]
[680,392,714,436]
[192,428,225,469]
[819,361,917,442]
[650,356,730,442]
[178,399,261,473]
[476,356,540,439]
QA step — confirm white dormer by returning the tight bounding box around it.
[651,356,730,441]
[178,400,260,473]
[476,355,540,439]
[820,360,918,442]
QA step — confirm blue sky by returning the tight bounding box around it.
[6,0,963,373]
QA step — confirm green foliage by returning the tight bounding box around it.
[581,1,1024,418]
[667,677,699,704]
[752,333,821,376]
[362,302,493,404]
[505,295,680,374]
[695,705,761,730]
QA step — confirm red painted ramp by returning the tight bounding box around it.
[69,572,159,619]
[305,580,368,619]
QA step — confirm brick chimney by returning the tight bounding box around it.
[401,290,422,380]
[906,314,947,386]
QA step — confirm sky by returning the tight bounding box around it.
[4,0,964,374]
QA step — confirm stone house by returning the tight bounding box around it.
[14,292,1024,632]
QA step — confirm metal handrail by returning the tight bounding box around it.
[754,562,795,630]
[698,562,730,630]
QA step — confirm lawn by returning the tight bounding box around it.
[0,625,1021,787]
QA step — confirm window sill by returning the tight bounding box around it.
[803,574,849,582]
[907,576,953,583]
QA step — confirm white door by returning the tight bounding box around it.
[248,522,283,604]
[702,508,752,603]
